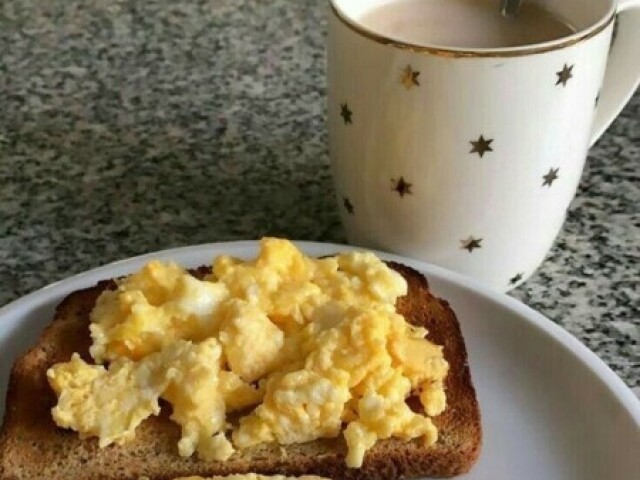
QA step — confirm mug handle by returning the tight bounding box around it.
[590,0,640,146]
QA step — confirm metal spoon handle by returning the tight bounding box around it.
[500,0,524,17]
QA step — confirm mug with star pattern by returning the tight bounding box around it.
[328,0,640,291]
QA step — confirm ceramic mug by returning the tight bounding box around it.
[328,0,640,291]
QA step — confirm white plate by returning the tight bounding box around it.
[1,241,639,479]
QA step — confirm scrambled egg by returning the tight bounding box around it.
[48,238,448,468]
[49,338,235,461]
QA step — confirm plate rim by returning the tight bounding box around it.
[1,239,638,426]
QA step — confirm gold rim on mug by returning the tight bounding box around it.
[329,1,616,58]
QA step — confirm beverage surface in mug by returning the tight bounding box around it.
[357,0,576,48]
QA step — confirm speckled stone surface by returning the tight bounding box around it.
[0,1,638,394]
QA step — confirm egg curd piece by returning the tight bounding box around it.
[211,238,407,337]
[161,339,233,461]
[334,252,407,305]
[89,261,228,363]
[233,304,447,468]
[390,335,449,387]
[47,353,167,447]
[344,369,439,468]
[233,368,351,448]
[219,370,264,412]
[304,308,397,390]
[218,299,284,382]
[306,308,444,468]
[48,339,234,461]
[212,238,326,333]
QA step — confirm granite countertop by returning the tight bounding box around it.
[0,1,638,393]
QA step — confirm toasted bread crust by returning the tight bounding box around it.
[0,263,481,479]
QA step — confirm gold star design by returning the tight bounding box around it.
[340,103,352,124]
[343,197,354,214]
[470,135,493,157]
[555,64,574,87]
[542,167,559,187]
[391,177,413,197]
[509,272,524,285]
[401,65,420,89]
[460,236,482,253]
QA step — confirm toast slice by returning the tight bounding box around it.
[0,263,481,479]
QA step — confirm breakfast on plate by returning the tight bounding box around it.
[0,238,481,479]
